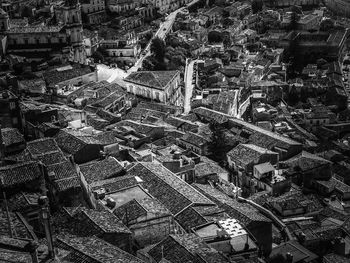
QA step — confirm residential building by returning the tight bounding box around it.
[80,0,106,25]
[0,1,86,63]
[100,31,141,64]
[115,197,175,247]
[125,70,182,106]
[325,0,350,17]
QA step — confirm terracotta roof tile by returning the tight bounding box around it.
[125,71,179,90]
[56,235,145,263]
[1,128,24,147]
[0,161,42,188]
[79,157,124,184]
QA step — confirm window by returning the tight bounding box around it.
[12,117,18,125]
[9,102,16,110]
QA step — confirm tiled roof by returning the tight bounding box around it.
[55,130,90,154]
[193,184,270,226]
[43,64,94,86]
[79,157,124,184]
[80,208,131,234]
[192,107,230,124]
[115,198,170,223]
[26,138,61,156]
[270,241,318,263]
[195,157,227,177]
[47,160,78,181]
[8,25,64,34]
[227,143,277,166]
[6,192,40,212]
[1,128,24,147]
[175,206,208,231]
[0,161,42,188]
[180,132,210,147]
[283,151,331,173]
[33,150,67,165]
[92,88,126,109]
[148,234,229,263]
[56,235,145,263]
[125,71,179,90]
[90,175,139,193]
[323,253,350,263]
[0,210,35,240]
[54,176,81,192]
[128,163,214,215]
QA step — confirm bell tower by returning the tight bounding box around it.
[0,9,9,33]
[56,0,86,64]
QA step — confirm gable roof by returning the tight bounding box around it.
[115,197,171,223]
[55,130,96,154]
[125,71,179,90]
[90,175,139,193]
[148,234,230,263]
[79,157,125,184]
[127,162,214,215]
[56,235,145,263]
[283,151,331,172]
[193,184,270,226]
[0,161,42,188]
[1,128,24,147]
[26,137,61,155]
[80,208,131,234]
[227,143,277,166]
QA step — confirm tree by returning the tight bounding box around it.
[208,121,229,166]
[150,37,166,61]
[208,31,223,43]
[251,0,263,14]
[21,6,33,17]
[92,51,104,63]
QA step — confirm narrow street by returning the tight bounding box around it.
[98,0,201,84]
[184,59,196,114]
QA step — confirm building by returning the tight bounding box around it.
[100,32,141,64]
[325,0,350,18]
[266,0,320,7]
[115,197,174,247]
[279,30,348,61]
[0,1,86,63]
[80,0,106,25]
[125,70,182,106]
[0,90,21,130]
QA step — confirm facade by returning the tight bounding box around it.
[0,1,86,63]
[325,0,350,17]
[100,32,141,63]
[80,0,106,25]
[125,70,182,106]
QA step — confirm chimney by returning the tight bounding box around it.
[286,252,293,263]
[38,196,55,259]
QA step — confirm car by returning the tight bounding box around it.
[163,28,166,31]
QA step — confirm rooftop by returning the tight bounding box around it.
[1,128,24,147]
[79,157,124,184]
[0,161,42,188]
[128,162,214,215]
[56,235,145,263]
[125,71,179,90]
